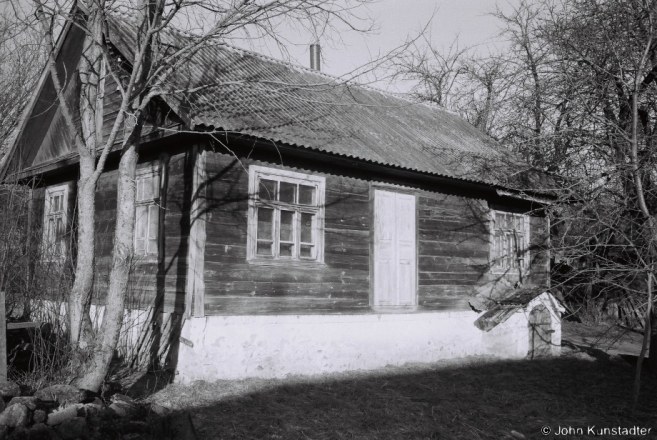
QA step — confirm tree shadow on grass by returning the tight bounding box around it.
[150,356,657,440]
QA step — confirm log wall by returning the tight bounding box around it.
[202,150,550,315]
[203,152,370,315]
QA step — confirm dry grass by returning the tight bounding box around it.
[149,353,657,440]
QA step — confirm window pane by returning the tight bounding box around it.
[300,245,313,258]
[56,217,63,255]
[280,210,294,242]
[148,205,159,239]
[279,243,293,257]
[135,206,148,239]
[136,180,143,201]
[300,213,313,243]
[148,204,159,241]
[257,208,273,240]
[142,178,154,200]
[299,185,315,205]
[48,218,55,246]
[279,182,296,203]
[258,179,277,201]
[257,241,272,255]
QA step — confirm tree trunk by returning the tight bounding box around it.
[633,272,653,407]
[77,141,139,392]
[68,1,104,347]
[68,158,97,346]
[648,308,657,374]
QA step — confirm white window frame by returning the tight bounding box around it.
[490,210,530,274]
[42,184,69,262]
[133,164,161,259]
[247,165,325,266]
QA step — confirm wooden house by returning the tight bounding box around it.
[1,14,563,382]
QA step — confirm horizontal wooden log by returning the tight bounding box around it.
[205,297,370,315]
[204,262,368,284]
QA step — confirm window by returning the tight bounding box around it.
[247,165,325,264]
[42,184,69,262]
[134,166,160,257]
[491,211,530,272]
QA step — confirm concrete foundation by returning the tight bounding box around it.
[175,294,562,383]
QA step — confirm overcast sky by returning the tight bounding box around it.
[239,0,520,91]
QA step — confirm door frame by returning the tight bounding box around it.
[369,183,419,310]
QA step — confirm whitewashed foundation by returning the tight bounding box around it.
[175,295,562,384]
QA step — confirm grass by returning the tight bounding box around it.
[149,352,657,440]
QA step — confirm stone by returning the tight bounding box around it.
[0,403,30,428]
[8,397,39,411]
[0,425,7,440]
[83,398,104,411]
[81,400,103,417]
[32,410,47,424]
[0,381,20,398]
[46,404,82,426]
[35,386,83,407]
[108,395,139,419]
[149,403,170,416]
[111,394,134,404]
[54,417,89,440]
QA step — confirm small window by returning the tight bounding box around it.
[247,165,325,264]
[134,166,160,257]
[491,211,530,272]
[42,184,69,262]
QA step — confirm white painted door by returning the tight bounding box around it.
[373,189,417,306]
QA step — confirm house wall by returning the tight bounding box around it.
[202,150,549,315]
[91,151,192,313]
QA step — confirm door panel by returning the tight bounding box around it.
[373,189,417,306]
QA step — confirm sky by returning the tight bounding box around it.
[238,0,520,91]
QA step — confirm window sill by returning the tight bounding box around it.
[247,258,326,268]
[370,305,419,313]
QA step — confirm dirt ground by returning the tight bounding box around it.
[146,322,657,439]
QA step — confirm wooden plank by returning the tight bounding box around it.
[205,297,370,315]
[186,146,207,318]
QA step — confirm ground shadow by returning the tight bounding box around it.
[150,355,657,440]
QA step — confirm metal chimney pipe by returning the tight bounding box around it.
[310,43,321,71]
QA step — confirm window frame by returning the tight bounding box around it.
[490,210,531,274]
[133,164,161,260]
[42,183,69,263]
[247,165,326,266]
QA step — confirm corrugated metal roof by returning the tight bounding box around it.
[107,14,535,187]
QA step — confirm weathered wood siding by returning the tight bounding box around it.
[529,214,550,286]
[201,150,550,315]
[416,193,490,310]
[92,152,191,313]
[203,152,370,315]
